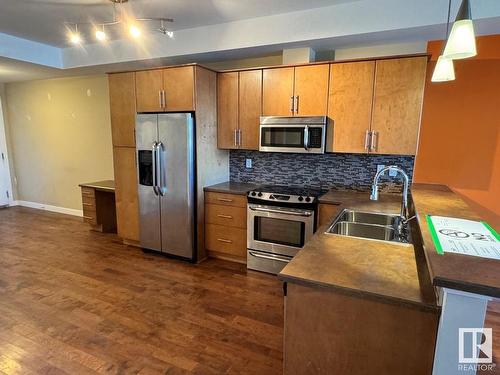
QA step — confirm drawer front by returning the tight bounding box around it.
[82,195,96,211]
[83,208,97,225]
[205,192,247,208]
[81,187,95,198]
[205,224,246,257]
[205,204,246,228]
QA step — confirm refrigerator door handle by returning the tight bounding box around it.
[156,141,165,196]
[151,142,159,196]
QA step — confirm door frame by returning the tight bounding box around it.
[0,97,14,206]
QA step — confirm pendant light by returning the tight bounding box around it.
[432,0,455,82]
[443,0,477,59]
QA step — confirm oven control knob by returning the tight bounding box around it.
[305,197,311,202]
[251,192,256,196]
[298,196,304,202]
[257,192,263,197]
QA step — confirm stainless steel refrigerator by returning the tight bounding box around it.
[136,113,196,260]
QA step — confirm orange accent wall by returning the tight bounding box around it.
[414,35,500,230]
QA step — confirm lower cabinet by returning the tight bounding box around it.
[113,147,140,243]
[205,192,247,263]
[317,203,340,227]
[284,283,438,375]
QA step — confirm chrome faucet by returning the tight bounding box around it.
[370,166,410,220]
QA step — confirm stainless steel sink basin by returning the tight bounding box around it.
[325,209,411,244]
[328,221,396,241]
[335,209,401,226]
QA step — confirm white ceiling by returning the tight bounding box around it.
[0,0,360,47]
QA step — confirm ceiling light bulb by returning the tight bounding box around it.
[69,32,81,45]
[166,31,174,38]
[129,25,141,38]
[95,29,106,41]
[431,55,455,82]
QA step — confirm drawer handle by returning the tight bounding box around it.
[217,238,233,244]
[217,198,233,203]
[82,192,94,196]
[83,215,95,220]
[217,214,233,219]
[82,203,94,206]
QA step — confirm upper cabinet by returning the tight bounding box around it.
[136,66,195,112]
[263,65,329,117]
[263,67,295,116]
[217,69,262,150]
[370,57,427,155]
[109,72,137,148]
[328,61,375,154]
[327,56,427,155]
[294,65,330,116]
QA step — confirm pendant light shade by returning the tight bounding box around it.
[443,0,477,59]
[431,55,456,82]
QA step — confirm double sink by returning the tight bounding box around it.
[326,209,411,244]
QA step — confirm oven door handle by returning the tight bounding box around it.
[249,206,313,217]
[248,251,291,263]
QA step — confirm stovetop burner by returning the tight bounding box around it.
[247,184,328,205]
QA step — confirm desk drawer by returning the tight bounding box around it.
[205,192,247,208]
[81,187,95,198]
[205,204,246,228]
[205,224,246,258]
[83,207,97,225]
[82,195,96,211]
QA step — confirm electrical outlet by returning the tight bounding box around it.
[245,158,252,169]
[377,164,385,174]
[389,167,398,177]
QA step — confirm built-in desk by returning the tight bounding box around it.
[78,180,116,233]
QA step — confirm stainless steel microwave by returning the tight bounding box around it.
[259,116,327,153]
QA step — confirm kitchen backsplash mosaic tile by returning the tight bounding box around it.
[229,150,415,193]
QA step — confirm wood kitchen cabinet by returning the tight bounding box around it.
[205,191,247,263]
[284,283,438,374]
[371,57,427,155]
[263,64,329,116]
[327,56,427,155]
[136,66,195,113]
[109,72,136,147]
[113,147,140,243]
[217,70,262,150]
[328,61,375,153]
[317,203,340,227]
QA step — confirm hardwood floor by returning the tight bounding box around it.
[0,207,284,374]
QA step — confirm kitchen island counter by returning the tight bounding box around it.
[280,189,438,310]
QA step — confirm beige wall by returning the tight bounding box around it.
[5,75,113,210]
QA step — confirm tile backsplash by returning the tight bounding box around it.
[230,150,415,193]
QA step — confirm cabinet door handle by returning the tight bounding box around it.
[217,198,233,203]
[217,238,233,244]
[217,214,233,219]
[370,131,378,152]
[234,129,238,147]
[295,95,299,114]
[158,91,163,109]
[290,96,295,113]
[364,130,371,151]
[238,129,242,147]
[162,90,166,109]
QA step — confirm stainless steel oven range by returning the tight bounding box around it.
[247,185,326,274]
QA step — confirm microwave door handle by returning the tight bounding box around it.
[249,206,313,217]
[151,142,159,196]
[248,251,290,263]
[303,125,309,150]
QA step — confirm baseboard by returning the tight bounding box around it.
[11,200,83,217]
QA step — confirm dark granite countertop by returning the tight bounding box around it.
[203,181,259,196]
[411,184,500,298]
[279,190,438,311]
[79,180,115,192]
